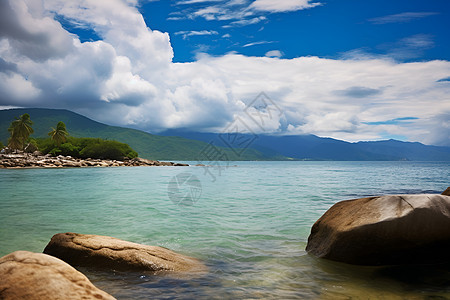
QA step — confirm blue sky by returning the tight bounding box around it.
[0,0,449,145]
[133,0,450,62]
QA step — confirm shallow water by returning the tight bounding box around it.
[1,161,449,299]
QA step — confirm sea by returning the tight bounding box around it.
[1,161,449,299]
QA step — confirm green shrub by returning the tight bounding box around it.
[0,141,4,149]
[36,138,55,154]
[49,147,62,156]
[58,142,80,157]
[37,136,137,160]
[80,140,137,160]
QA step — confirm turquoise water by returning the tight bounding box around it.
[1,161,449,299]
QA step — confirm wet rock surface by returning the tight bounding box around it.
[44,232,207,273]
[306,193,450,266]
[0,251,115,300]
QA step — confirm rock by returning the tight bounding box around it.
[0,152,187,169]
[44,232,207,273]
[62,161,81,167]
[306,194,450,266]
[0,251,115,300]
[442,187,450,196]
[1,147,13,154]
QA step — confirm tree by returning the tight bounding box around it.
[48,121,69,147]
[8,113,34,150]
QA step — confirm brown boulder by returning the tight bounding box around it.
[0,251,115,300]
[44,232,206,273]
[442,187,450,196]
[306,194,450,265]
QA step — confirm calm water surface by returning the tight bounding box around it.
[1,161,449,299]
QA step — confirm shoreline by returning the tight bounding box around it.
[0,153,189,169]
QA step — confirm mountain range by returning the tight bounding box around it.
[161,130,450,161]
[1,108,450,161]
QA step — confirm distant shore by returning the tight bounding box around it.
[0,152,189,169]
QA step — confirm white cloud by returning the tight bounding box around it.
[341,34,435,62]
[369,12,438,24]
[265,50,283,58]
[0,0,449,146]
[174,30,219,39]
[383,34,435,60]
[174,0,318,26]
[177,0,222,4]
[249,0,321,12]
[243,41,275,47]
[223,16,266,27]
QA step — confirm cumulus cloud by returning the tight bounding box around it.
[0,0,74,61]
[0,0,450,146]
[0,57,17,73]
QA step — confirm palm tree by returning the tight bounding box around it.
[48,121,69,147]
[8,113,34,150]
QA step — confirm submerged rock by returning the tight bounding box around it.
[0,251,115,300]
[306,193,450,265]
[44,232,206,273]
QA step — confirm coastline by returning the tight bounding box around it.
[0,152,189,169]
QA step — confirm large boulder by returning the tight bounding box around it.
[306,194,450,265]
[44,232,206,273]
[0,251,115,300]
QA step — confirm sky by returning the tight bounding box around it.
[0,0,449,146]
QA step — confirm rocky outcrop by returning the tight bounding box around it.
[0,251,115,300]
[0,152,189,168]
[44,232,206,273]
[306,193,450,266]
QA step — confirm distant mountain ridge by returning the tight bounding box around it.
[1,108,450,161]
[161,130,450,161]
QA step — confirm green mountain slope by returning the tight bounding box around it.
[0,108,284,161]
